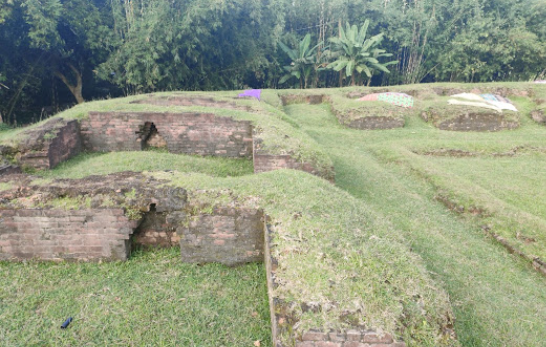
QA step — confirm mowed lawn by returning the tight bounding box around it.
[284,103,546,347]
[0,249,271,347]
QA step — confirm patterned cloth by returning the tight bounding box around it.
[359,92,413,108]
[449,93,517,112]
[238,89,261,101]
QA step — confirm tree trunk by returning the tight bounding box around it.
[54,63,84,104]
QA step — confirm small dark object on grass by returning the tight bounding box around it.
[61,317,73,329]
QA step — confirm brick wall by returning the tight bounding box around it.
[133,210,180,248]
[48,120,82,168]
[280,94,327,106]
[434,113,519,132]
[81,112,254,158]
[296,329,406,347]
[0,173,265,263]
[254,153,317,176]
[0,208,134,261]
[178,207,264,266]
[18,120,81,171]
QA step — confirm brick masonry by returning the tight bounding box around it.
[178,206,264,265]
[15,119,81,171]
[345,116,405,130]
[0,173,264,264]
[294,329,406,347]
[80,111,254,158]
[0,208,134,260]
[280,94,327,106]
[421,110,519,132]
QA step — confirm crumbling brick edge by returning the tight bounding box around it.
[263,222,406,347]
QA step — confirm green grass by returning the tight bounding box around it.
[283,102,546,346]
[0,248,271,347]
[34,152,254,179]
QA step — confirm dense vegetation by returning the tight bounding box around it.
[1,0,546,124]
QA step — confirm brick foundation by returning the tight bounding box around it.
[81,111,253,157]
[421,110,519,132]
[281,94,328,106]
[0,173,265,264]
[178,206,264,265]
[0,208,134,260]
[15,119,81,171]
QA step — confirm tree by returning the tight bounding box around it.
[8,0,113,104]
[278,34,321,89]
[327,20,396,86]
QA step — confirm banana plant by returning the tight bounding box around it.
[278,34,322,89]
[327,20,397,86]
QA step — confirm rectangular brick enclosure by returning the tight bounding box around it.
[80,112,254,158]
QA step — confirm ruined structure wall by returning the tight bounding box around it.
[178,207,264,266]
[436,113,519,132]
[264,224,407,347]
[0,208,134,261]
[48,120,82,168]
[18,120,81,171]
[81,112,254,158]
[253,150,325,182]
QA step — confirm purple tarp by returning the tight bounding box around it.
[238,89,261,101]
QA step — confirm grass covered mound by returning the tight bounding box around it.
[0,90,334,181]
[419,97,519,132]
[328,94,407,129]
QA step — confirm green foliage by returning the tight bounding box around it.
[278,34,321,89]
[2,0,546,123]
[327,20,396,86]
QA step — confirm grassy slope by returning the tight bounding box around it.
[0,249,271,347]
[34,151,254,180]
[283,102,546,347]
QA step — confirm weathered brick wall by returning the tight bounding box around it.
[254,153,317,176]
[81,111,254,158]
[178,207,264,266]
[296,330,406,347]
[433,113,519,132]
[0,173,265,263]
[0,208,134,261]
[133,211,181,248]
[345,116,405,130]
[16,120,81,171]
[48,120,82,168]
[280,94,327,106]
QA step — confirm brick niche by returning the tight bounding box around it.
[80,111,254,158]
